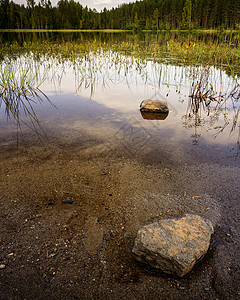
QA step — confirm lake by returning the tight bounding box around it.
[0,31,239,299]
[1,31,239,155]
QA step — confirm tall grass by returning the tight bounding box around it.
[182,64,240,154]
[1,32,239,75]
[0,32,239,145]
[0,56,53,139]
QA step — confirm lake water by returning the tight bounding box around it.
[0,32,239,299]
[1,32,239,160]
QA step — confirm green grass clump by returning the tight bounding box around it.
[1,32,239,75]
[0,57,53,137]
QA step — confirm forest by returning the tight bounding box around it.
[0,0,239,30]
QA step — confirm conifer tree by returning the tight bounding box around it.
[0,0,239,30]
[181,0,192,30]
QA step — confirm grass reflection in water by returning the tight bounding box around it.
[183,66,240,156]
[0,33,239,151]
[0,56,54,141]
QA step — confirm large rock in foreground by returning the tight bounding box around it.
[132,214,214,277]
[140,100,169,113]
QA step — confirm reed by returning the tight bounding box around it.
[0,56,53,139]
[183,65,240,149]
[0,32,239,144]
[1,32,239,75]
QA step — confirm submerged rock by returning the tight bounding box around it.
[63,199,74,204]
[140,100,169,113]
[132,214,214,277]
[140,111,168,120]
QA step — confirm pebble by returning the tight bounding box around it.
[63,199,74,204]
[0,264,6,269]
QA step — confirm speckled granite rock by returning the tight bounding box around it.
[132,214,214,277]
[140,100,169,113]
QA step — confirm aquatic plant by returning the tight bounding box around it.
[0,32,239,148]
[182,64,240,152]
[0,31,239,75]
[0,56,53,140]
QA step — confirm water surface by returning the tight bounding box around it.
[1,32,239,160]
[0,31,239,299]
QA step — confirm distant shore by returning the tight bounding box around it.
[0,28,239,33]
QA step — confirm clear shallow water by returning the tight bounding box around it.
[0,34,240,299]
[0,35,239,161]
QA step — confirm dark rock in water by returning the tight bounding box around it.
[63,199,74,204]
[47,201,54,206]
[140,111,168,120]
[132,214,214,277]
[64,257,70,261]
[140,100,169,113]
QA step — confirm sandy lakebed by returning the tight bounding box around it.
[0,102,239,300]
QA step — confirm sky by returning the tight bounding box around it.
[14,0,133,11]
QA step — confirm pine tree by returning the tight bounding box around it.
[153,8,159,30]
[181,0,192,30]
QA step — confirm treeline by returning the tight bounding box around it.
[0,0,239,30]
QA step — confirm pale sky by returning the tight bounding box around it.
[14,0,132,11]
